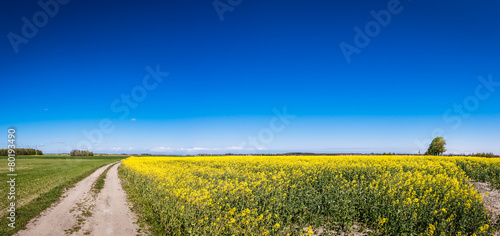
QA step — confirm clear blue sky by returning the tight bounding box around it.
[1,0,499,154]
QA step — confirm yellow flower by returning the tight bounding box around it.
[122,155,500,235]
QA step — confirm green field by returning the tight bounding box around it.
[1,155,129,159]
[0,156,126,235]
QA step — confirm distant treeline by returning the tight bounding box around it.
[474,152,497,158]
[70,150,94,156]
[0,148,43,156]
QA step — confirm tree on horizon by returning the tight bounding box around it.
[425,137,447,156]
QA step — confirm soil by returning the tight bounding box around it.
[15,162,142,236]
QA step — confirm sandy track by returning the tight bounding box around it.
[80,163,140,236]
[472,181,500,236]
[15,161,142,236]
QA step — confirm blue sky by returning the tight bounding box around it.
[1,0,499,154]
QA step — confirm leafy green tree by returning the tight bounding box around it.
[474,152,495,158]
[0,148,43,156]
[426,137,447,156]
[70,149,93,156]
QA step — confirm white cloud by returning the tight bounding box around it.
[149,146,249,153]
[179,147,221,151]
[131,118,136,121]
[150,147,173,152]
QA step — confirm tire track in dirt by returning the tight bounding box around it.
[79,162,142,236]
[15,161,142,236]
[472,181,500,236]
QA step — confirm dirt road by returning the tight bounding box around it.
[472,181,500,236]
[15,161,142,236]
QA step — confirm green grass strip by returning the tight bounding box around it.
[92,162,118,195]
[0,155,128,160]
[0,162,116,235]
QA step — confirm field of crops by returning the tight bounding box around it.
[120,155,500,235]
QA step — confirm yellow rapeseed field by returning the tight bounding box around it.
[120,155,500,235]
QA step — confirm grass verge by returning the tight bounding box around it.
[1,155,129,160]
[118,164,151,235]
[0,158,124,235]
[92,162,118,195]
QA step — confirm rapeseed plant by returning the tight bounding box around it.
[121,155,499,235]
